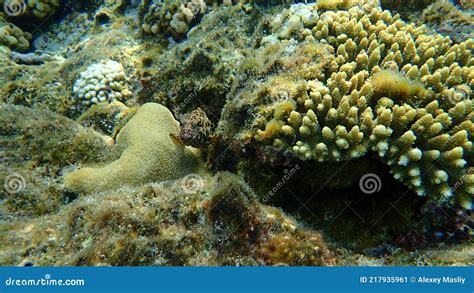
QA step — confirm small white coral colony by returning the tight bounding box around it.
[72,60,132,112]
[262,3,319,43]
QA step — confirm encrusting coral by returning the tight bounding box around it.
[219,2,473,209]
[64,103,203,194]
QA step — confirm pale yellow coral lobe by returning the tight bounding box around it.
[370,70,428,101]
[64,103,202,194]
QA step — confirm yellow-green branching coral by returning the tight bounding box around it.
[220,3,473,208]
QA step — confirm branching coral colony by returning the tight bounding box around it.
[219,2,473,209]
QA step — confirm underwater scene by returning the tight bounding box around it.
[0,0,472,267]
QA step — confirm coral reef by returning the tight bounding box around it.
[0,172,334,266]
[0,11,142,116]
[219,3,473,209]
[72,60,133,112]
[0,16,31,51]
[0,0,472,268]
[138,0,289,39]
[64,103,203,194]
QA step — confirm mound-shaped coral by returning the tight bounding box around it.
[219,3,473,209]
[64,103,202,194]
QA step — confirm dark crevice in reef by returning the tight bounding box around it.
[239,156,464,252]
[210,135,472,252]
